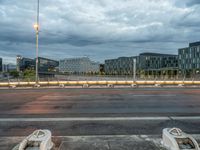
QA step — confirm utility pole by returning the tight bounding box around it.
[34,0,40,84]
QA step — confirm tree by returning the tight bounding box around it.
[23,69,35,80]
[9,70,19,78]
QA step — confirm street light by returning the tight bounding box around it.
[133,58,136,81]
[34,0,40,84]
[33,24,39,30]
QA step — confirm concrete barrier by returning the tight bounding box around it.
[154,84,161,87]
[82,84,89,88]
[1,80,200,87]
[59,84,65,88]
[162,128,199,150]
[131,84,138,88]
[107,84,114,88]
[16,129,54,150]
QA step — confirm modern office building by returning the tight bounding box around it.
[7,64,16,72]
[0,58,2,72]
[2,64,7,72]
[59,57,99,74]
[37,57,59,77]
[16,55,59,77]
[99,64,105,74]
[105,56,138,75]
[90,61,100,73]
[2,63,16,73]
[178,41,200,78]
[16,55,35,72]
[105,53,178,78]
[38,57,59,72]
[138,53,178,78]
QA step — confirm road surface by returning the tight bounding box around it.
[1,88,200,149]
[0,88,200,136]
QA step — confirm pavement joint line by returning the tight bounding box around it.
[0,116,199,122]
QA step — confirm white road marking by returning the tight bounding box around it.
[41,94,177,99]
[0,117,169,122]
[126,94,177,97]
[171,116,200,120]
[0,116,199,122]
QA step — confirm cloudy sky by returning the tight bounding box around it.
[0,0,200,64]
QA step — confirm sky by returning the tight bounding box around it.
[0,0,200,64]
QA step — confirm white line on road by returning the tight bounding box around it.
[171,116,200,120]
[0,117,169,122]
[0,116,199,122]
[41,94,177,99]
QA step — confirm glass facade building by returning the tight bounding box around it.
[105,53,178,78]
[16,55,59,77]
[139,53,178,78]
[59,57,99,74]
[178,41,200,78]
[105,56,138,75]
[0,58,2,72]
[16,55,35,72]
[38,57,59,73]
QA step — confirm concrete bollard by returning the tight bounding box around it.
[131,84,137,88]
[15,129,54,150]
[34,84,40,88]
[162,128,199,150]
[154,84,161,87]
[59,84,65,88]
[9,85,17,89]
[82,84,89,88]
[178,84,184,87]
[107,84,114,88]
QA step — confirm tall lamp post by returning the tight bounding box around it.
[133,58,136,81]
[34,0,40,84]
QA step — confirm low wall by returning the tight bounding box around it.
[1,80,200,87]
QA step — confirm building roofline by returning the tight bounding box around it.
[139,52,177,57]
[189,41,200,47]
[178,47,189,50]
[38,57,58,62]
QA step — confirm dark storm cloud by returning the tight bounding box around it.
[186,0,200,6]
[0,0,200,63]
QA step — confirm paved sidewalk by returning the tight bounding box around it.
[2,135,200,150]
[58,135,166,150]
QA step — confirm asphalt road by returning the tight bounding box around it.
[0,88,200,136]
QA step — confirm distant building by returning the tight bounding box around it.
[0,58,2,72]
[38,57,59,77]
[99,64,105,74]
[16,55,59,77]
[16,55,35,72]
[105,56,138,75]
[90,61,100,73]
[59,57,99,74]
[105,53,178,78]
[2,64,8,72]
[138,53,178,78]
[2,64,16,72]
[8,64,16,72]
[178,41,200,78]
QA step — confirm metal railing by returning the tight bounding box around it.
[1,75,200,87]
[1,80,200,87]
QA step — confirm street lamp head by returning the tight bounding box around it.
[33,24,39,30]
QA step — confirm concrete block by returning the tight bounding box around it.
[162,128,199,150]
[15,129,54,150]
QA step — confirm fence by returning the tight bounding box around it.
[1,80,200,87]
